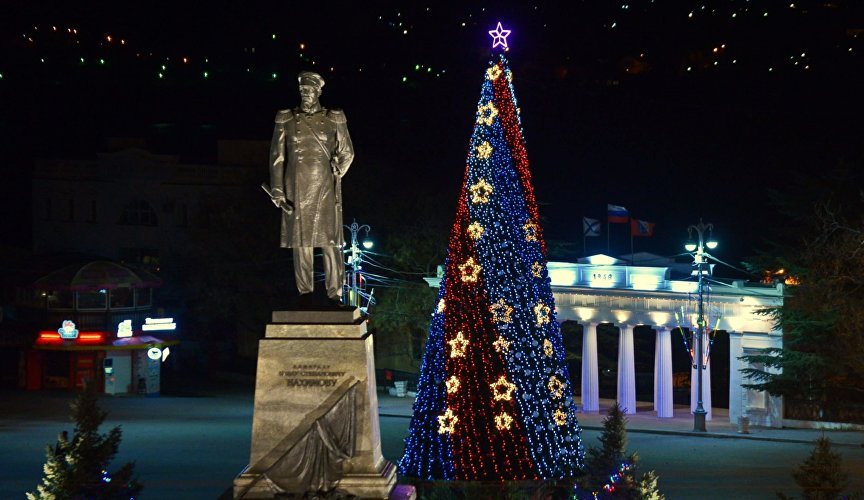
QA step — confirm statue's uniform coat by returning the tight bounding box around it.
[270,107,354,248]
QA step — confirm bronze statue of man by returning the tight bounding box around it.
[269,71,355,306]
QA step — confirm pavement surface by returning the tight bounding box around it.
[1,380,862,499]
[379,395,864,448]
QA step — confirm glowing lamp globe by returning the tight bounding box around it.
[684,241,697,252]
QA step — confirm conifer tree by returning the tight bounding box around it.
[582,402,664,499]
[398,31,584,480]
[790,437,848,500]
[27,384,142,500]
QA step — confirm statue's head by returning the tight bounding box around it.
[298,71,324,109]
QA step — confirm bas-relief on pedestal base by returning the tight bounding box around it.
[233,309,396,499]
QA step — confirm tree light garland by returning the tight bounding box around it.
[399,50,583,481]
[469,178,493,204]
[448,331,470,358]
[490,298,514,323]
[494,411,514,430]
[490,375,517,401]
[438,409,458,434]
[533,300,551,326]
[493,336,512,353]
[553,407,568,426]
[445,376,461,394]
[476,102,498,126]
[548,376,565,399]
[476,141,493,159]
[543,338,554,357]
[467,221,484,240]
[458,257,481,283]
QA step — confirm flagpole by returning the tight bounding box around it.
[606,220,610,254]
[630,220,634,265]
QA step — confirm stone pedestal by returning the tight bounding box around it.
[234,309,396,499]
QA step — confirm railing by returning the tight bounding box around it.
[785,400,864,424]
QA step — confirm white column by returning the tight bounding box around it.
[728,331,744,425]
[617,324,636,414]
[581,323,599,413]
[690,330,713,420]
[654,327,673,418]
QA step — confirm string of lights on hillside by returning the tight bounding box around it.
[2,2,862,86]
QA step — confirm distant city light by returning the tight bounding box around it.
[117,319,133,338]
[143,317,177,332]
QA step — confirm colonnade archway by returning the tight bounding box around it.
[559,320,729,418]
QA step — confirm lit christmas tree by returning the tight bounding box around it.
[398,24,584,480]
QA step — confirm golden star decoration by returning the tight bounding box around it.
[553,407,568,426]
[469,178,493,204]
[448,331,469,358]
[458,257,481,283]
[531,261,544,278]
[475,141,493,160]
[533,300,551,326]
[486,64,502,81]
[477,101,499,126]
[523,221,539,242]
[467,221,484,240]
[436,299,446,314]
[493,335,511,354]
[445,375,460,394]
[548,375,565,399]
[489,298,514,324]
[438,409,458,434]
[494,411,514,431]
[543,339,554,357]
[490,375,517,402]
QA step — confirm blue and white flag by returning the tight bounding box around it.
[583,217,601,237]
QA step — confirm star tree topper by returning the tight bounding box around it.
[488,22,511,50]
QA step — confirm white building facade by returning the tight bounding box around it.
[427,254,785,427]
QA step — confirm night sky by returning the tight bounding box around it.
[3,1,864,267]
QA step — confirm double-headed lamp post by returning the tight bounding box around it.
[344,220,373,308]
[685,219,717,432]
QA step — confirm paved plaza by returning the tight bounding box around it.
[1,380,862,499]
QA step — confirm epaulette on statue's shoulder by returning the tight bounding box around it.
[326,108,347,123]
[275,109,293,123]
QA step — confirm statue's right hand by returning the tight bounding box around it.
[271,194,286,208]
[270,188,286,208]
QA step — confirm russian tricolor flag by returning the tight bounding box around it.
[607,204,629,223]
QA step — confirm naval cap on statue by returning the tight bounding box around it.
[298,71,325,89]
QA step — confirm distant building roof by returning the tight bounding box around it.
[30,261,161,291]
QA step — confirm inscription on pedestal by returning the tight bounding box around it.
[279,364,346,388]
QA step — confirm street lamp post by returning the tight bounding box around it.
[685,219,717,432]
[344,220,372,308]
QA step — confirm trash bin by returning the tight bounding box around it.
[738,415,750,434]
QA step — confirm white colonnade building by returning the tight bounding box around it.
[426,254,785,427]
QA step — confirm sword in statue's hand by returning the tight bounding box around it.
[261,183,294,215]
